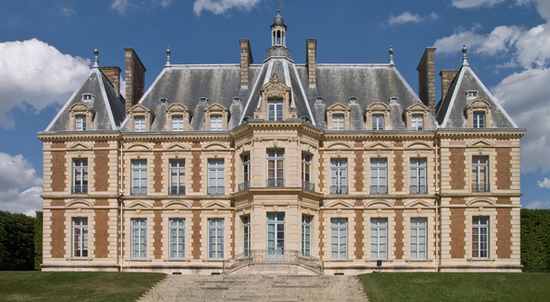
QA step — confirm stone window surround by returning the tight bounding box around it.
[202,152,232,196]
[326,103,351,130]
[465,99,493,129]
[124,211,154,262]
[66,149,96,196]
[162,212,193,261]
[365,102,391,130]
[69,103,94,131]
[466,149,496,194]
[165,103,191,131]
[300,207,319,259]
[200,211,233,261]
[124,152,154,196]
[464,207,497,261]
[364,211,396,262]
[128,104,153,132]
[205,103,228,131]
[404,150,434,196]
[64,205,96,261]
[162,152,192,197]
[404,103,429,130]
[322,210,356,261]
[402,209,436,262]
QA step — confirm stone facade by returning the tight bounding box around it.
[38,12,524,275]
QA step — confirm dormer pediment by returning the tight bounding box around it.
[465,98,491,111]
[367,101,390,112]
[167,103,188,113]
[261,74,290,98]
[406,102,429,112]
[206,103,226,112]
[327,103,351,112]
[129,104,151,114]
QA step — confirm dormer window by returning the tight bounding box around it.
[411,114,424,131]
[332,113,345,130]
[81,93,95,103]
[75,114,86,131]
[210,114,223,131]
[171,115,184,131]
[466,90,479,99]
[268,99,283,121]
[372,114,385,130]
[134,116,145,132]
[473,111,486,129]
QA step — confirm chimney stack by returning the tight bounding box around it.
[100,66,121,97]
[306,39,317,89]
[124,48,146,112]
[417,47,436,113]
[240,39,253,89]
[440,69,458,101]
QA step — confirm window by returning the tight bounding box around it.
[242,215,250,257]
[169,159,185,195]
[267,149,284,187]
[81,93,95,102]
[131,218,147,258]
[267,212,285,256]
[410,217,427,260]
[134,116,145,131]
[372,114,385,130]
[330,159,348,195]
[410,158,427,194]
[370,218,388,260]
[72,217,88,257]
[302,153,313,192]
[331,218,348,259]
[472,156,490,192]
[473,111,486,129]
[208,218,224,259]
[131,159,147,195]
[171,115,184,131]
[302,215,312,257]
[241,154,250,191]
[332,113,345,130]
[411,114,423,131]
[472,216,489,258]
[72,159,88,194]
[75,114,86,131]
[209,114,223,130]
[466,90,479,99]
[207,159,225,195]
[268,99,283,121]
[169,218,185,259]
[370,158,388,194]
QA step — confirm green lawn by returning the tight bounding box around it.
[360,273,550,302]
[0,272,165,302]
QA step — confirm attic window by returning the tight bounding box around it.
[268,99,283,121]
[372,114,385,130]
[209,114,223,131]
[332,113,345,130]
[171,115,184,131]
[81,93,95,103]
[466,90,479,99]
[411,114,424,131]
[134,115,146,132]
[75,114,86,131]
[473,111,486,129]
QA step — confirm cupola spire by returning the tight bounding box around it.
[462,45,470,66]
[92,48,100,68]
[271,9,287,48]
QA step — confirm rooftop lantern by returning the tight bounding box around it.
[271,10,287,48]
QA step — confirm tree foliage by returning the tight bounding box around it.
[521,209,550,272]
[0,211,36,270]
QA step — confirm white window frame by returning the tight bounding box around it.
[208,218,224,259]
[171,114,184,131]
[207,159,225,195]
[302,153,312,191]
[301,215,312,257]
[370,158,388,194]
[372,114,385,130]
[242,215,251,257]
[330,159,348,195]
[370,218,388,260]
[134,115,146,132]
[267,212,285,257]
[131,159,147,195]
[330,217,348,259]
[72,158,88,194]
[131,218,147,259]
[472,216,490,259]
[410,158,427,194]
[267,150,284,187]
[473,111,486,129]
[268,99,283,121]
[411,114,424,131]
[410,217,427,260]
[472,156,490,192]
[169,218,185,259]
[169,159,185,196]
[209,114,224,131]
[332,113,345,130]
[75,114,86,131]
[72,217,88,258]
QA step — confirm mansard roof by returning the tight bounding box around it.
[45,68,126,132]
[436,64,517,129]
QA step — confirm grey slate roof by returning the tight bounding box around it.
[436,65,517,128]
[45,68,126,132]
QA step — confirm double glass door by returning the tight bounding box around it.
[267,212,285,257]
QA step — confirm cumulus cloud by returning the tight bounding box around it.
[387,11,438,26]
[452,0,506,8]
[193,0,260,15]
[0,39,90,128]
[0,153,42,216]
[538,177,550,189]
[111,0,129,14]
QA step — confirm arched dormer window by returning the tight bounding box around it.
[366,102,391,131]
[128,104,152,132]
[165,103,190,131]
[465,98,492,129]
[326,103,351,130]
[69,103,94,131]
[205,103,228,131]
[256,74,293,121]
[81,93,96,103]
[405,103,430,131]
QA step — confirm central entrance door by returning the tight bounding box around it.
[267,212,285,258]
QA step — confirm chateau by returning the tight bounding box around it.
[39,12,524,275]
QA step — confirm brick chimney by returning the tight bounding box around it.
[440,69,458,101]
[306,39,317,89]
[124,48,146,112]
[240,39,253,89]
[417,47,436,113]
[100,66,121,97]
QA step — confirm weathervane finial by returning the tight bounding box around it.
[389,47,395,66]
[165,48,172,67]
[93,48,100,68]
[462,44,469,66]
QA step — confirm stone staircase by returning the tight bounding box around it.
[138,274,368,302]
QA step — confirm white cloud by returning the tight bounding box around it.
[0,153,42,216]
[193,0,260,16]
[452,0,506,8]
[387,11,439,26]
[0,39,89,128]
[111,0,129,14]
[538,177,550,189]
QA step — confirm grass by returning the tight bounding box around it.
[360,272,550,302]
[0,271,165,302]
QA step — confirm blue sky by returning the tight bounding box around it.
[1,0,549,214]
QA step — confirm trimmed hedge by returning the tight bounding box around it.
[34,211,43,270]
[521,209,550,272]
[0,211,35,270]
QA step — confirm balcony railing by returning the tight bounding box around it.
[303,182,315,193]
[267,178,284,188]
[238,181,250,192]
[330,185,348,195]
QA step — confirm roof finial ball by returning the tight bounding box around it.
[92,48,100,68]
[462,44,470,66]
[389,47,395,66]
[165,48,172,67]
